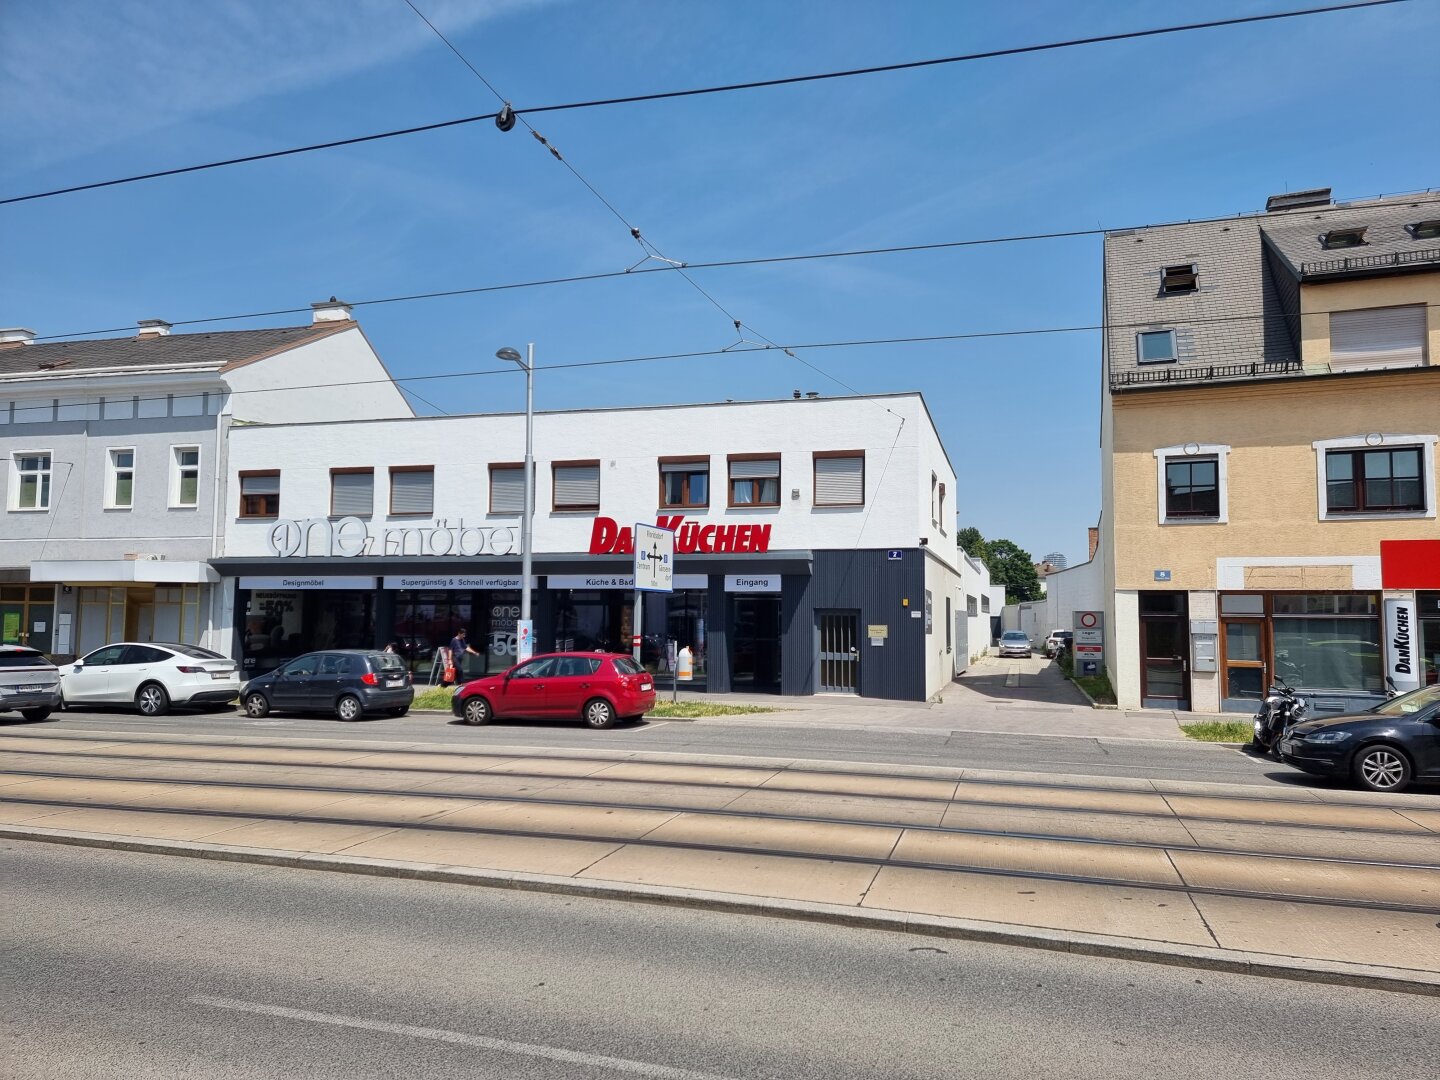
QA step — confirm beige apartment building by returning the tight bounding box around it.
[1100,187,1440,714]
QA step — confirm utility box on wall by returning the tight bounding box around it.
[1190,618,1218,673]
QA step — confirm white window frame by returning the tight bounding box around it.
[10,450,53,512]
[105,447,136,510]
[1136,329,1178,364]
[170,445,201,509]
[1153,443,1230,525]
[1312,433,1437,521]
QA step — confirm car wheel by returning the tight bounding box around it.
[20,708,52,722]
[243,693,270,719]
[583,698,616,730]
[390,706,410,717]
[462,697,491,726]
[136,683,170,717]
[335,694,364,722]
[1352,744,1411,793]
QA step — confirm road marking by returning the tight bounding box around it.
[1005,666,1020,688]
[192,995,740,1080]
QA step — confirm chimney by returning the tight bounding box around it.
[804,391,820,399]
[1088,526,1099,561]
[137,319,172,338]
[0,328,36,348]
[311,296,354,323]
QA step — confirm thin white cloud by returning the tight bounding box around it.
[0,0,553,174]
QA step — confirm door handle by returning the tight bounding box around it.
[580,683,590,689]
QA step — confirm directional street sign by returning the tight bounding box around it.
[633,522,675,593]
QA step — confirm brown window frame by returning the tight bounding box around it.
[1324,447,1425,514]
[238,469,280,519]
[812,450,865,508]
[489,462,526,514]
[658,455,710,510]
[551,459,601,513]
[329,467,374,518]
[388,465,435,517]
[725,452,781,509]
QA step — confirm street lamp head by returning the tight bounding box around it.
[495,347,523,364]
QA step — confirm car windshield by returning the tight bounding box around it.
[1372,684,1440,716]
[612,657,643,675]
[371,653,406,672]
[1002,633,1027,642]
[164,643,227,660]
[0,650,48,667]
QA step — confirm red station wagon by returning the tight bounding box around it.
[451,652,656,729]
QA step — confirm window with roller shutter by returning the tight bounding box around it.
[727,454,779,507]
[552,460,600,512]
[239,470,279,518]
[389,466,434,516]
[813,451,864,507]
[330,469,374,517]
[489,463,527,514]
[1329,305,1426,371]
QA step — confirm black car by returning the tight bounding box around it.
[240,650,413,721]
[1277,683,1440,793]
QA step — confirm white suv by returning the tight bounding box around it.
[0,646,63,721]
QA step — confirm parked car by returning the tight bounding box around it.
[452,652,656,730]
[60,642,240,716]
[241,650,414,721]
[998,631,1033,658]
[1044,629,1073,654]
[0,645,63,721]
[1277,683,1440,793]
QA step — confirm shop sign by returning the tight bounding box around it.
[725,575,780,593]
[548,574,707,591]
[265,516,520,559]
[238,576,377,590]
[589,515,772,555]
[1381,540,1440,589]
[1384,598,1422,694]
[382,575,537,590]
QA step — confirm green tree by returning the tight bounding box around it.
[956,525,988,564]
[985,538,1043,604]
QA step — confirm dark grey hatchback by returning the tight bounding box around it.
[240,650,413,721]
[1278,683,1440,793]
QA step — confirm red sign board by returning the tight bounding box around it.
[1381,540,1440,589]
[589,516,773,556]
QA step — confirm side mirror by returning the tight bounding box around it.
[72,663,83,672]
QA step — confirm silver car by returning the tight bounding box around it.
[999,631,1033,658]
[0,645,63,721]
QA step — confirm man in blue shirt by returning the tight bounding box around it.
[448,628,480,686]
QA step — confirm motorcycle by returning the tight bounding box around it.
[1249,674,1307,758]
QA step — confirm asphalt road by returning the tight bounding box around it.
[3,842,1436,1080]
[21,706,1299,787]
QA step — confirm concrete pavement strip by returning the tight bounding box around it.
[3,822,1436,998]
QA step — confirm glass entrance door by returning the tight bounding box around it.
[1139,592,1189,709]
[731,596,781,692]
[816,610,859,694]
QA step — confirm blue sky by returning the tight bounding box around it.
[3,0,1437,564]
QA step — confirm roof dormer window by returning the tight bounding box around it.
[1408,219,1440,240]
[1159,263,1198,295]
[1321,227,1367,249]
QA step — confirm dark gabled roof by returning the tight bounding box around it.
[0,323,350,380]
[1261,198,1440,278]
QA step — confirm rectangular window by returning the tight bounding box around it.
[552,460,600,512]
[1321,227,1366,249]
[330,468,374,517]
[728,455,780,508]
[489,463,527,514]
[12,453,52,511]
[813,452,864,507]
[1137,330,1177,364]
[1329,305,1426,371]
[966,595,978,617]
[106,448,134,509]
[171,446,200,508]
[1164,456,1219,518]
[660,457,709,509]
[1160,264,1198,295]
[239,470,280,518]
[389,466,434,516]
[981,595,991,613]
[1325,448,1424,513]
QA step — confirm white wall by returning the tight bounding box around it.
[924,551,962,696]
[222,394,957,564]
[956,549,1000,665]
[225,325,413,424]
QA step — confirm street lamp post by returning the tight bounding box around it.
[496,344,535,662]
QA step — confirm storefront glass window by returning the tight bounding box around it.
[1271,593,1378,617]
[393,591,472,680]
[241,589,375,676]
[1273,616,1382,693]
[1220,594,1264,615]
[553,591,631,655]
[641,590,708,683]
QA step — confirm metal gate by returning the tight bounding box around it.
[817,611,859,693]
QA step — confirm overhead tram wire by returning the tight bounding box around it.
[402,0,887,408]
[29,189,1440,343]
[1,0,1407,206]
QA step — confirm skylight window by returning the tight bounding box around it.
[1321,227,1367,249]
[1408,219,1440,240]
[1160,263,1198,295]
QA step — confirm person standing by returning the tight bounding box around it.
[448,628,480,686]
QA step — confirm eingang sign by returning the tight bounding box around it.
[265,517,520,559]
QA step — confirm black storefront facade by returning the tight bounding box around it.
[216,547,942,701]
